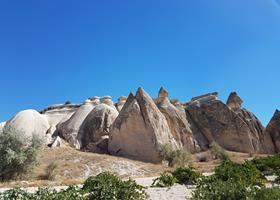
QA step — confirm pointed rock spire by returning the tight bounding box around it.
[226,92,243,110]
[158,87,169,98]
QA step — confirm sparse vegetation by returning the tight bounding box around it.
[152,166,201,187]
[0,172,147,200]
[159,143,191,167]
[191,159,266,200]
[45,160,59,180]
[209,142,229,161]
[0,127,43,181]
[250,154,280,175]
[152,171,177,187]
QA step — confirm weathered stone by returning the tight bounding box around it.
[185,92,275,154]
[156,87,200,153]
[49,136,65,148]
[266,110,280,152]
[108,87,178,163]
[4,109,49,139]
[226,92,243,110]
[56,100,95,149]
[78,103,118,153]
[116,96,127,112]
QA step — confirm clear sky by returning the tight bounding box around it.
[0,0,280,125]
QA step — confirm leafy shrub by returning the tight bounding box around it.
[214,160,265,186]
[0,186,86,200]
[250,154,280,175]
[172,166,201,185]
[192,177,254,200]
[152,167,201,187]
[83,172,147,200]
[0,127,43,181]
[0,172,147,200]
[209,142,229,161]
[253,187,280,200]
[45,160,59,180]
[152,171,177,187]
[159,143,191,167]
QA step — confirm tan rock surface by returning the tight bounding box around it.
[109,88,178,163]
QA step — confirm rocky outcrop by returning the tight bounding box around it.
[4,109,49,139]
[266,110,280,152]
[78,103,118,153]
[56,100,95,149]
[156,87,200,153]
[41,104,78,135]
[115,96,127,112]
[185,92,275,154]
[226,92,243,110]
[0,122,6,133]
[108,88,178,163]
[227,92,275,154]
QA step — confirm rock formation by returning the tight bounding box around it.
[115,96,127,112]
[4,109,49,139]
[156,87,200,153]
[56,100,95,149]
[78,103,119,153]
[266,110,280,152]
[41,104,79,136]
[108,88,178,163]
[185,92,274,154]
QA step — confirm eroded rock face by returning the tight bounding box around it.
[185,92,275,154]
[4,109,49,139]
[108,88,178,163]
[56,100,95,149]
[115,96,127,112]
[78,103,119,153]
[266,110,280,152]
[156,87,200,153]
[42,104,78,135]
[226,92,243,110]
[226,92,275,154]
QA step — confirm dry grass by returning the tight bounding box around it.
[0,146,270,188]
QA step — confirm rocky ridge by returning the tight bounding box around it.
[1,87,279,163]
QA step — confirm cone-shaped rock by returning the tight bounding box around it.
[266,110,280,152]
[56,100,95,149]
[226,92,243,110]
[108,87,178,163]
[78,103,118,153]
[156,87,200,153]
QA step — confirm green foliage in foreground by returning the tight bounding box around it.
[250,154,280,175]
[152,167,201,187]
[0,127,43,181]
[191,160,267,200]
[0,172,147,200]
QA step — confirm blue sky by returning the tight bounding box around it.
[0,0,280,125]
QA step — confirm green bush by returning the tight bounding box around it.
[214,160,265,186]
[152,167,201,187]
[250,154,280,175]
[83,172,147,200]
[253,187,280,200]
[172,167,201,185]
[0,172,147,200]
[159,143,191,167]
[0,186,86,200]
[152,171,177,187]
[191,160,266,200]
[209,142,229,161]
[192,177,254,200]
[0,127,43,181]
